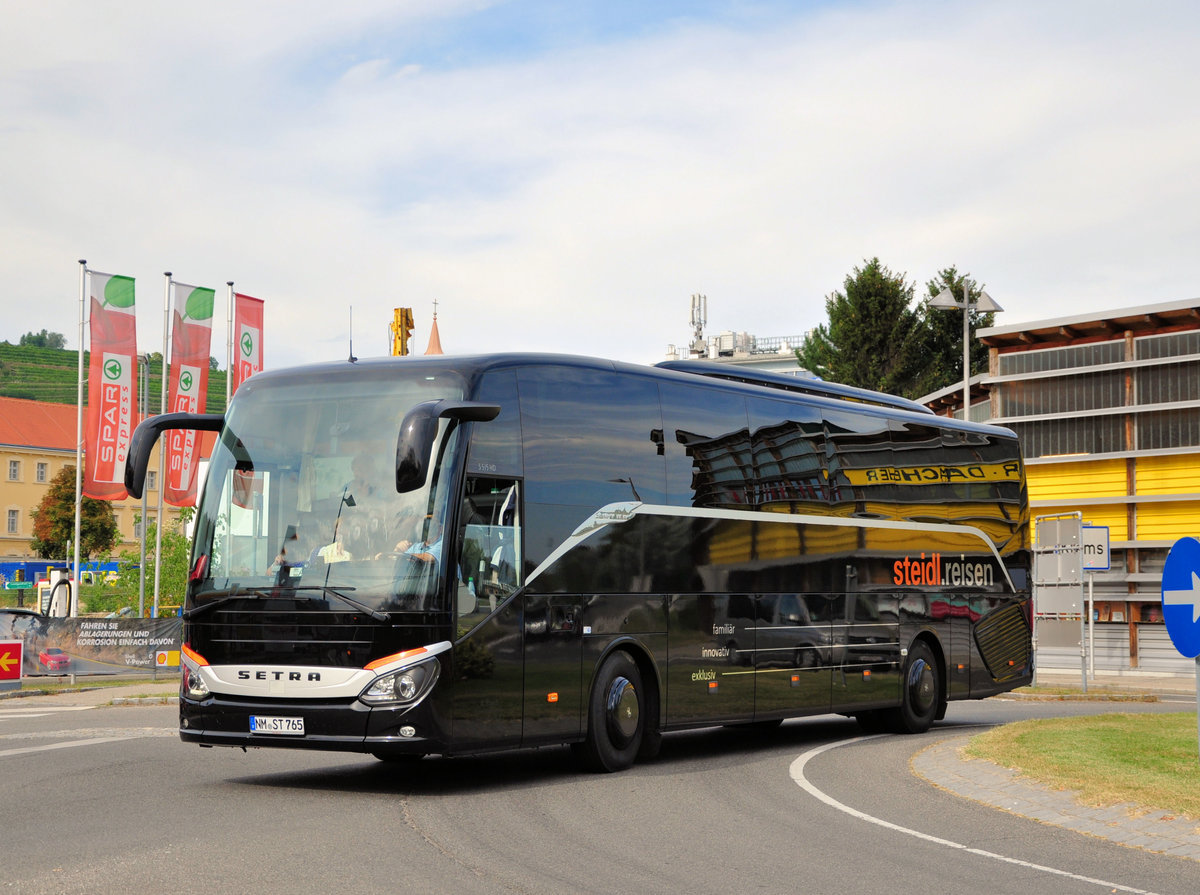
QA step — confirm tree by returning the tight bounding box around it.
[29,464,119,559]
[19,329,67,349]
[109,508,193,609]
[909,267,996,399]
[797,258,926,395]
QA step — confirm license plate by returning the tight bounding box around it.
[250,715,305,736]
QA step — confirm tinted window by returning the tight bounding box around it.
[660,382,750,508]
[747,397,826,508]
[467,370,523,478]
[823,407,891,512]
[519,365,665,508]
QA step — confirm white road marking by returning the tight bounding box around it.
[0,706,96,717]
[789,737,1162,895]
[0,736,134,758]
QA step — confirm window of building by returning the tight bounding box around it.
[36,462,48,483]
[6,509,18,535]
[7,460,19,482]
[147,470,157,492]
[997,340,1124,376]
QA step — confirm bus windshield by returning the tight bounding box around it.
[189,368,465,613]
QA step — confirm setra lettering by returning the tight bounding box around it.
[236,670,322,682]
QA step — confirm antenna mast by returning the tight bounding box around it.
[689,294,707,357]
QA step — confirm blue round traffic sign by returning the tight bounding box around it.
[1162,537,1200,658]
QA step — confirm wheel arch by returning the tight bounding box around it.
[909,629,949,721]
[590,636,662,736]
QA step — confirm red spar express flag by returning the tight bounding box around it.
[164,283,214,507]
[231,292,264,396]
[84,273,137,500]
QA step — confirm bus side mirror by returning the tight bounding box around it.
[395,400,500,493]
[124,412,224,499]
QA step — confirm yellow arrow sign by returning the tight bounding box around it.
[0,650,16,673]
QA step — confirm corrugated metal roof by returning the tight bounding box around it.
[979,298,1200,350]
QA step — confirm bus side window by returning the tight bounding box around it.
[457,477,523,633]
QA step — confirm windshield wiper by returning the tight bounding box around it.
[183,586,389,622]
[182,596,237,620]
[287,586,390,622]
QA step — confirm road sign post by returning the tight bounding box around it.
[1082,525,1110,679]
[1034,512,1085,690]
[1161,536,1200,763]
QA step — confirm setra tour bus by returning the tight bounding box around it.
[125,353,1032,772]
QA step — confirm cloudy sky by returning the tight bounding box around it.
[3,1,1198,373]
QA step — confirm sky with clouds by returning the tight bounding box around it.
[3,0,1198,373]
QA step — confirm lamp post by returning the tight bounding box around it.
[930,278,1002,420]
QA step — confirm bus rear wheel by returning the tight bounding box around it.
[578,651,644,773]
[893,640,940,734]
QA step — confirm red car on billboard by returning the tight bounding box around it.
[38,647,70,671]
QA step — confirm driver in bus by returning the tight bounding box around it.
[313,518,353,564]
[396,515,443,570]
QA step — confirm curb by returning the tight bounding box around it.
[913,735,1200,862]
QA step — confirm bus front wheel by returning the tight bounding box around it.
[577,651,644,773]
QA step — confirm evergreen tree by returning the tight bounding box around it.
[29,464,119,559]
[797,258,924,395]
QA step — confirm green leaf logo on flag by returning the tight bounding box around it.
[184,287,216,321]
[103,358,123,380]
[180,370,194,393]
[104,276,136,309]
[241,332,254,357]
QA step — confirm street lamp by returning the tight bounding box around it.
[930,279,1002,421]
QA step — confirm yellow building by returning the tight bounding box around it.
[0,395,183,559]
[926,299,1200,673]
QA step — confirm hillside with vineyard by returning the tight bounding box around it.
[0,342,227,413]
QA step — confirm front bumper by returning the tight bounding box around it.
[179,694,445,754]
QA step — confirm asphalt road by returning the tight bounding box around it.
[0,697,1195,895]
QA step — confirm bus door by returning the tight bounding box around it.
[449,478,526,750]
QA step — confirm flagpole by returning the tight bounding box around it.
[226,282,234,406]
[153,272,170,617]
[72,260,87,617]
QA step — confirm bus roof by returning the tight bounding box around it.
[245,352,1014,439]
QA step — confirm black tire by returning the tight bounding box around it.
[578,651,644,773]
[890,640,941,734]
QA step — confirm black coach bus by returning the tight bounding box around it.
[125,353,1032,772]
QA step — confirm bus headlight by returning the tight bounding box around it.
[181,664,210,700]
[360,658,440,706]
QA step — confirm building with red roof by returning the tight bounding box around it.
[0,395,199,559]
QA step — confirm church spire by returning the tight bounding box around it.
[424,299,443,355]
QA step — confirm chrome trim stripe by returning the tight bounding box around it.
[524,502,1017,593]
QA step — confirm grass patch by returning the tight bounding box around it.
[1010,685,1156,702]
[18,676,170,695]
[965,713,1200,819]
